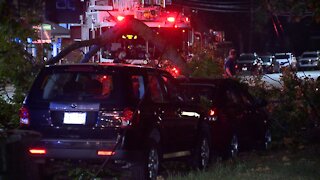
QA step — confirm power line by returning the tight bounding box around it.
[173,0,253,13]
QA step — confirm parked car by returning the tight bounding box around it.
[236,53,263,75]
[259,55,280,73]
[178,78,271,159]
[297,51,320,70]
[274,52,297,69]
[20,63,211,179]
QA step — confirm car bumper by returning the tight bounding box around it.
[298,61,318,68]
[28,139,143,162]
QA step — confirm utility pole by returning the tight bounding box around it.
[249,0,253,52]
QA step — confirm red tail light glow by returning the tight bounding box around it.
[29,148,46,155]
[97,150,115,156]
[208,108,218,121]
[19,106,30,126]
[209,109,216,116]
[168,67,180,77]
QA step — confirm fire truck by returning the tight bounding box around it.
[78,0,192,66]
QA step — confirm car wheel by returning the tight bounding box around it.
[146,142,160,180]
[191,134,210,170]
[131,141,159,180]
[229,133,239,159]
[263,129,272,150]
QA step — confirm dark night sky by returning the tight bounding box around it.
[172,0,320,55]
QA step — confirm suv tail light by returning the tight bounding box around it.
[98,108,138,128]
[208,108,218,121]
[19,106,30,126]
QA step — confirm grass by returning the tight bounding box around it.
[163,144,320,180]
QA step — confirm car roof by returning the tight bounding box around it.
[275,52,293,55]
[43,63,167,73]
[240,53,258,56]
[301,51,320,54]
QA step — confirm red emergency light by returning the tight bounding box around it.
[117,15,125,21]
[167,16,175,23]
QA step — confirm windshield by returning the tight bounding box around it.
[302,54,318,58]
[275,55,290,59]
[260,56,273,62]
[239,54,257,61]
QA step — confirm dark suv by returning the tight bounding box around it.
[20,63,211,179]
[178,78,271,159]
[236,53,263,75]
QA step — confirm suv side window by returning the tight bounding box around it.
[147,74,164,103]
[183,85,212,103]
[160,73,183,102]
[130,75,145,100]
[225,89,241,105]
[239,90,253,106]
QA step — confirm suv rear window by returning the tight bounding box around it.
[38,72,114,100]
[43,72,113,99]
[28,68,126,104]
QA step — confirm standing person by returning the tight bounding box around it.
[224,49,237,78]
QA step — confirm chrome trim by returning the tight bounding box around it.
[163,151,191,159]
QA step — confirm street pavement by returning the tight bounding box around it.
[240,70,320,89]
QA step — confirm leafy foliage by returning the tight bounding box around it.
[0,1,45,129]
[187,46,224,78]
[247,67,320,147]
[265,0,320,23]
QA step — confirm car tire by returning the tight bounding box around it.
[229,133,239,159]
[147,143,160,180]
[131,141,160,180]
[261,129,272,151]
[190,133,211,170]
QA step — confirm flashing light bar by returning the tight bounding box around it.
[97,150,115,156]
[29,148,47,155]
[122,34,138,40]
